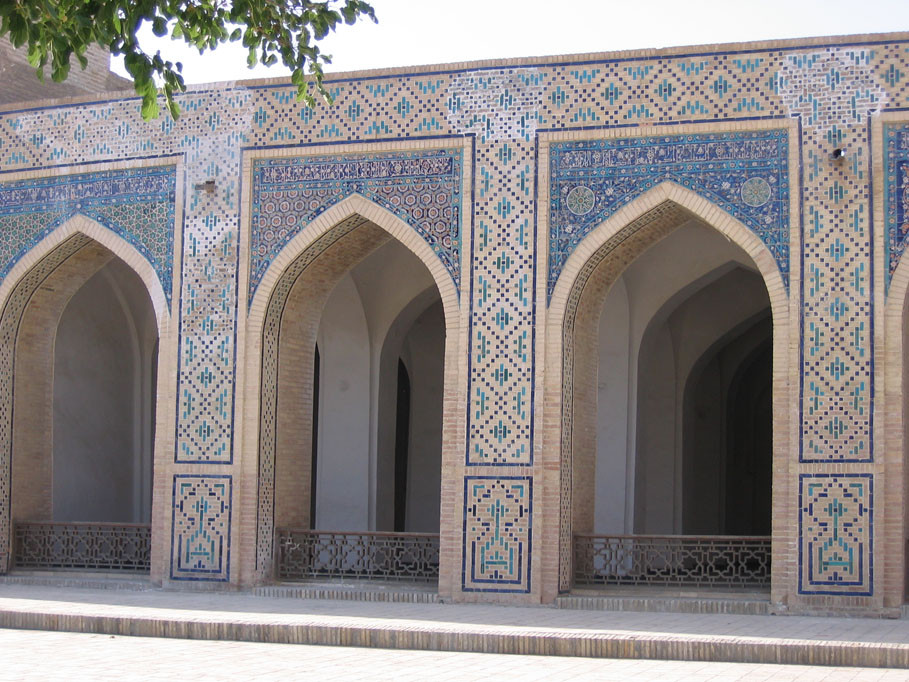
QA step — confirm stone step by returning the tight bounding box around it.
[558,592,771,615]
[1,584,907,668]
[1,601,906,668]
[0,572,154,591]
[253,582,440,604]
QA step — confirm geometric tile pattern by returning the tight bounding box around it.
[883,123,909,288]
[457,70,539,471]
[173,90,254,466]
[170,474,232,581]
[447,69,546,143]
[249,148,464,302]
[462,476,532,592]
[0,234,91,573]
[0,165,176,304]
[799,474,872,595]
[548,129,790,298]
[783,50,884,464]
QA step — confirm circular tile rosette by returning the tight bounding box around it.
[566,185,596,216]
[740,177,772,208]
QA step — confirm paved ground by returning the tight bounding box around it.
[1,584,908,644]
[0,583,908,673]
[0,627,907,681]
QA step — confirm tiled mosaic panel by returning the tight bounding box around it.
[548,129,790,298]
[255,215,369,575]
[0,165,176,304]
[174,91,254,465]
[0,93,252,467]
[462,70,539,467]
[0,40,905,592]
[249,148,463,302]
[884,123,909,288]
[0,234,91,573]
[463,476,532,592]
[170,474,232,581]
[799,474,872,595]
[789,50,881,463]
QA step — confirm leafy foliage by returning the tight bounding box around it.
[0,0,376,119]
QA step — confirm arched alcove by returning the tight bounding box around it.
[0,215,167,575]
[884,247,909,607]
[310,239,443,534]
[247,196,461,586]
[680,311,772,536]
[543,182,789,600]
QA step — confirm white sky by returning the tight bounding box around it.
[112,0,909,86]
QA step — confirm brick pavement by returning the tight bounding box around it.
[0,584,907,669]
[1,628,907,681]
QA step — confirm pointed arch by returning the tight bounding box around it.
[0,214,168,573]
[549,181,787,324]
[249,194,459,332]
[241,194,463,584]
[883,251,909,606]
[541,181,792,602]
[0,214,171,336]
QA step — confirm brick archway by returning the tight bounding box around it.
[243,195,463,588]
[541,181,791,602]
[0,215,169,574]
[882,242,909,607]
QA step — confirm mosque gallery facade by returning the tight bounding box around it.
[0,32,907,616]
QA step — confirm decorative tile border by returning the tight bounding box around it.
[884,122,909,289]
[548,129,790,299]
[249,148,463,302]
[461,72,538,468]
[462,476,532,593]
[0,165,177,305]
[799,473,873,595]
[797,53,879,464]
[170,474,232,582]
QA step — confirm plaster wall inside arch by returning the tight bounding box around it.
[398,300,445,533]
[53,257,158,523]
[593,221,770,534]
[313,239,443,532]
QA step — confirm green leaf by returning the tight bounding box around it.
[8,0,378,121]
[51,61,70,82]
[152,17,167,37]
[26,44,43,69]
[8,14,27,46]
[140,93,160,120]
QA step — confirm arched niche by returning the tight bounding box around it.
[244,195,462,585]
[0,215,168,573]
[542,182,790,601]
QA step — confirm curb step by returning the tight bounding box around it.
[557,594,771,615]
[0,607,906,668]
[0,574,154,592]
[253,584,440,604]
